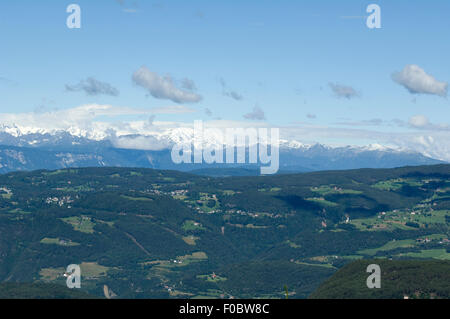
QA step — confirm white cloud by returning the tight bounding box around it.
[181,78,197,91]
[285,122,450,161]
[149,105,196,114]
[243,106,266,121]
[116,0,139,13]
[219,77,244,101]
[224,91,244,101]
[0,104,155,140]
[110,134,170,151]
[0,77,17,87]
[409,115,430,128]
[66,77,119,96]
[328,83,359,99]
[334,118,385,126]
[407,115,450,132]
[205,108,213,117]
[132,66,202,104]
[392,65,448,97]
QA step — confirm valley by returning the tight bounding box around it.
[0,165,448,298]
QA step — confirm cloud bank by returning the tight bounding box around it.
[66,77,119,96]
[0,104,449,161]
[328,83,360,99]
[244,106,266,121]
[132,66,202,104]
[219,78,244,101]
[392,65,448,97]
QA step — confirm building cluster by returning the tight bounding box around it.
[45,196,74,207]
[146,189,189,196]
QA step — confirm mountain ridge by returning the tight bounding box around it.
[0,128,444,174]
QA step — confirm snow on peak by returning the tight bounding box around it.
[0,123,426,158]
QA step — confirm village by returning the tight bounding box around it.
[45,195,75,207]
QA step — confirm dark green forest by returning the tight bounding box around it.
[310,259,450,299]
[0,165,448,299]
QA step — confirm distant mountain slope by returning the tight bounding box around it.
[278,144,444,171]
[0,283,98,299]
[309,259,450,299]
[189,167,313,177]
[0,141,443,175]
[0,127,445,174]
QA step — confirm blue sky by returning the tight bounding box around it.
[0,1,449,159]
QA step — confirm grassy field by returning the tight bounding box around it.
[80,262,110,278]
[372,178,423,191]
[130,171,143,177]
[306,197,338,207]
[61,216,96,234]
[197,274,227,283]
[149,252,209,275]
[294,261,337,269]
[222,190,236,196]
[184,193,220,213]
[258,187,282,192]
[40,237,80,247]
[311,185,362,196]
[348,206,449,232]
[285,240,301,248]
[9,208,31,215]
[401,249,450,260]
[39,267,65,281]
[182,220,205,232]
[358,239,416,256]
[39,262,110,283]
[182,236,199,246]
[120,195,153,201]
[56,185,94,192]
[43,169,78,176]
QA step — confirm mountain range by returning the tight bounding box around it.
[0,125,444,174]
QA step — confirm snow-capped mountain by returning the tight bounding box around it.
[0,124,405,152]
[0,125,444,174]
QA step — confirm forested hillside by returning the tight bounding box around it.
[309,259,450,299]
[0,165,448,298]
